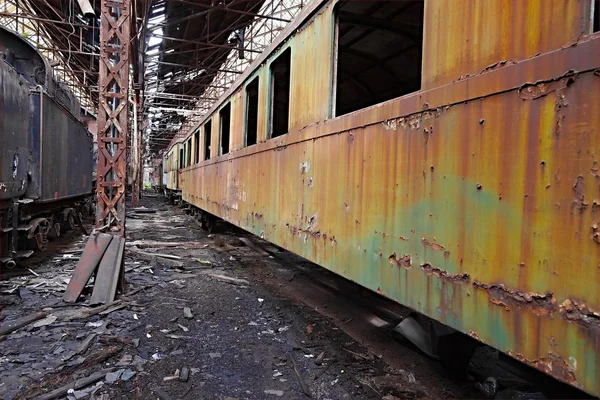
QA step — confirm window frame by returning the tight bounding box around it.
[194,129,200,164]
[244,76,260,147]
[268,47,292,139]
[219,102,232,155]
[204,120,212,160]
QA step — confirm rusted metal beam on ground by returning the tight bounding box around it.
[63,233,114,303]
[90,236,126,305]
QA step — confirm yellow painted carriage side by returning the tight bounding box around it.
[176,0,600,394]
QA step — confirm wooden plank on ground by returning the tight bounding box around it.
[0,312,48,336]
[63,233,113,303]
[90,237,125,305]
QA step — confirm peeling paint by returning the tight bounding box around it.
[299,162,310,174]
[382,119,397,130]
[559,299,600,328]
[421,263,470,284]
[388,252,412,268]
[473,281,557,316]
[507,351,581,388]
[519,76,575,100]
[572,176,587,213]
[479,59,517,74]
[398,109,442,131]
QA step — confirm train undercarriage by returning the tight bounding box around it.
[0,195,95,268]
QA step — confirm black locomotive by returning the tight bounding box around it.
[0,26,95,268]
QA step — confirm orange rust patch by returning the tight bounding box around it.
[473,281,557,316]
[507,351,581,389]
[559,299,600,328]
[468,330,485,343]
[490,297,511,311]
[388,252,411,269]
[519,76,574,100]
[420,263,470,284]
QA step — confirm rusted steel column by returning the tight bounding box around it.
[96,0,130,235]
[131,91,140,208]
[137,95,143,200]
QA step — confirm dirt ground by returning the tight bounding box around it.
[0,194,585,400]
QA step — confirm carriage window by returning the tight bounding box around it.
[219,103,231,155]
[204,120,212,160]
[194,129,200,164]
[186,139,192,167]
[245,77,259,146]
[333,1,424,116]
[270,48,291,138]
[179,148,184,169]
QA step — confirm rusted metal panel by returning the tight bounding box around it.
[0,57,30,202]
[288,5,333,132]
[90,236,125,305]
[63,233,113,303]
[421,0,589,90]
[29,91,93,203]
[180,25,600,396]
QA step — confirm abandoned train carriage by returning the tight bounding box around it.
[169,0,600,395]
[163,142,184,201]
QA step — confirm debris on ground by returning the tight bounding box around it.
[0,194,569,400]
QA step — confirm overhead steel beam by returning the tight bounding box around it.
[152,33,263,54]
[96,0,130,235]
[159,0,290,23]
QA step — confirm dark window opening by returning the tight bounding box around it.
[594,0,599,32]
[245,77,259,146]
[334,1,424,116]
[204,120,212,160]
[179,148,184,169]
[219,103,231,155]
[186,139,192,167]
[270,48,291,138]
[194,130,200,164]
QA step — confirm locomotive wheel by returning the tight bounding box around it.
[61,209,76,232]
[47,222,61,241]
[28,219,49,251]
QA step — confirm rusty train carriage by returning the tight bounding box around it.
[165,0,600,395]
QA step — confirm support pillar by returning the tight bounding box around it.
[96,0,130,235]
